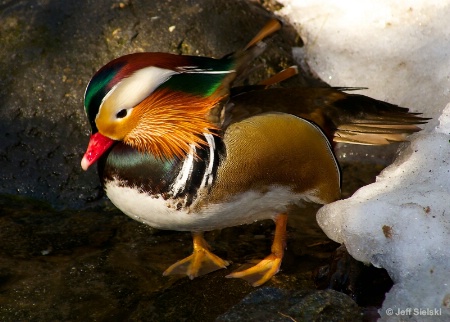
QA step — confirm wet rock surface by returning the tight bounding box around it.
[0,192,386,321]
[217,287,362,322]
[1,0,393,320]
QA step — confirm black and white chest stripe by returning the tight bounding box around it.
[169,133,223,208]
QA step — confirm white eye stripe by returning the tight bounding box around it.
[177,66,235,74]
[99,66,178,118]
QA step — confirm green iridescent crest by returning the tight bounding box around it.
[84,63,124,132]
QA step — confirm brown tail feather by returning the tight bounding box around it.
[330,93,429,144]
[337,124,422,134]
[334,123,423,145]
[226,87,429,145]
[259,66,298,86]
[334,132,411,145]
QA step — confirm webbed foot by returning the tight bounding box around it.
[163,232,229,279]
[226,213,288,286]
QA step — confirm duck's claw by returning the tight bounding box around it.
[226,213,288,287]
[226,253,282,287]
[163,232,229,279]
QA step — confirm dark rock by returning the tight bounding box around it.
[217,287,363,322]
[314,244,393,318]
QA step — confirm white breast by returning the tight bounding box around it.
[105,178,317,231]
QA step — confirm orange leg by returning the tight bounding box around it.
[163,232,229,279]
[226,213,288,286]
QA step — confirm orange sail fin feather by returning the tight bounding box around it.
[243,18,282,51]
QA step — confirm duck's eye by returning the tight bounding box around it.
[116,109,128,119]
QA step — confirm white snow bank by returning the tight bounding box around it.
[317,103,450,319]
[279,1,450,319]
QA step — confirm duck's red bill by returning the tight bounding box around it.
[81,132,114,171]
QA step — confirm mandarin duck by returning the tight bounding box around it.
[81,19,428,286]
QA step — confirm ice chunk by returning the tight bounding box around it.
[316,102,450,318]
[279,1,450,318]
